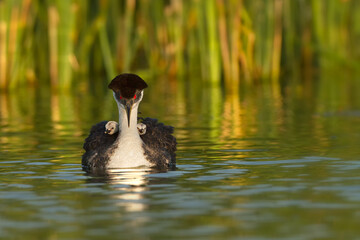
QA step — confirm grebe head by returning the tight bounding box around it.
[108,73,148,127]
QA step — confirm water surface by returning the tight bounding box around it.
[1,81,360,239]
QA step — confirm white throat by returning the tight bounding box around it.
[107,100,151,168]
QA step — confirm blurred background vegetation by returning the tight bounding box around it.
[0,0,359,94]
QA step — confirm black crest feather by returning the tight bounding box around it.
[108,73,148,98]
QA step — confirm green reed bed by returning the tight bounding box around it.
[0,0,359,91]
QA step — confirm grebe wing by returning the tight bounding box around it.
[140,117,177,169]
[82,121,118,169]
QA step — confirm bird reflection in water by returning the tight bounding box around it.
[85,168,166,213]
[108,168,149,212]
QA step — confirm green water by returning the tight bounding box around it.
[1,77,360,239]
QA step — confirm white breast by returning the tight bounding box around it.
[107,133,152,168]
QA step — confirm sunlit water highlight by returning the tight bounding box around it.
[1,83,360,239]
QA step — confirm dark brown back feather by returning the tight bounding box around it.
[82,121,118,170]
[140,117,177,169]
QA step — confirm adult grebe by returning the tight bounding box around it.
[82,73,176,171]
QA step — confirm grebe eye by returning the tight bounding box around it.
[134,94,136,99]
[120,96,123,100]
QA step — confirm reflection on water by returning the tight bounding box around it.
[87,168,152,213]
[1,76,360,239]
